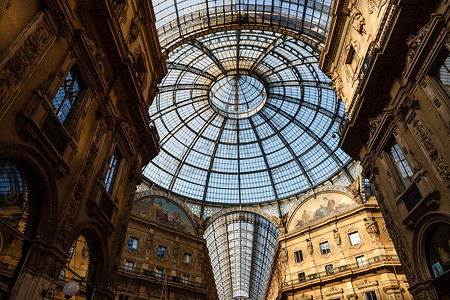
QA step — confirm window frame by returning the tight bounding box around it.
[183,252,192,265]
[157,245,167,258]
[325,264,334,275]
[127,237,139,250]
[298,272,306,282]
[356,255,368,268]
[104,147,122,195]
[348,231,361,246]
[364,290,378,300]
[124,260,134,272]
[319,241,331,255]
[155,268,164,279]
[294,250,303,263]
[388,141,414,188]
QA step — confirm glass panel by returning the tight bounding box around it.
[52,70,80,124]
[435,52,450,96]
[105,149,120,194]
[349,232,361,245]
[389,142,413,185]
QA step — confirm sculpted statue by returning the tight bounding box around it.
[364,217,379,235]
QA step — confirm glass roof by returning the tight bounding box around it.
[142,29,351,204]
[152,0,333,53]
[204,212,279,300]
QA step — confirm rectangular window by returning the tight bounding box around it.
[389,142,414,186]
[356,255,368,268]
[320,241,330,254]
[364,291,378,300]
[325,264,334,275]
[182,274,189,284]
[294,250,303,263]
[183,253,192,264]
[364,178,374,197]
[157,245,167,258]
[298,272,305,282]
[52,69,81,124]
[349,232,361,246]
[104,149,121,194]
[155,268,164,279]
[128,237,138,250]
[124,261,134,272]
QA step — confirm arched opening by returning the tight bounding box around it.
[55,234,95,299]
[0,159,36,295]
[425,222,450,297]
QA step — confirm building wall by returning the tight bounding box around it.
[0,0,166,299]
[320,0,450,298]
[265,187,411,300]
[115,192,218,300]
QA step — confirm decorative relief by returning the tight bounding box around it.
[333,229,342,246]
[0,18,51,110]
[346,176,363,203]
[372,180,417,282]
[56,128,103,248]
[45,0,70,38]
[307,238,313,255]
[128,16,141,44]
[411,118,450,187]
[364,217,379,235]
[404,15,434,76]
[368,113,383,141]
[329,70,346,103]
[350,7,366,35]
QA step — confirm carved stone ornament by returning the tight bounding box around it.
[350,7,366,34]
[372,180,417,282]
[306,238,314,255]
[128,16,141,44]
[146,234,153,250]
[368,113,383,141]
[346,176,362,203]
[412,118,449,187]
[56,129,103,248]
[329,70,345,102]
[45,0,70,38]
[368,0,388,14]
[0,18,51,110]
[404,15,434,76]
[333,229,342,245]
[364,217,379,235]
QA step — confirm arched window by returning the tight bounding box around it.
[426,223,450,278]
[0,159,31,293]
[56,234,94,299]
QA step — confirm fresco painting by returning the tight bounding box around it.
[289,193,357,231]
[132,198,195,234]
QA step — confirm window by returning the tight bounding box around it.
[104,149,121,194]
[182,274,189,284]
[155,268,164,279]
[183,253,192,264]
[364,178,374,197]
[389,142,414,186]
[325,264,334,275]
[356,255,368,267]
[364,291,378,300]
[124,261,134,272]
[157,245,167,258]
[320,241,330,255]
[52,69,81,124]
[426,223,450,278]
[349,232,361,246]
[128,237,138,250]
[435,52,450,95]
[298,272,305,282]
[294,250,303,263]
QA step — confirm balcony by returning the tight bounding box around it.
[282,255,400,287]
[119,266,206,290]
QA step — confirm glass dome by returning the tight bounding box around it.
[142,29,351,204]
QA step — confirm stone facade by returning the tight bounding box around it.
[265,188,412,300]
[0,0,166,299]
[320,0,450,298]
[115,192,218,300]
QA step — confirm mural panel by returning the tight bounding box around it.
[289,193,357,231]
[132,197,195,234]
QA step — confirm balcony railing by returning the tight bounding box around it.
[282,255,400,287]
[119,266,206,289]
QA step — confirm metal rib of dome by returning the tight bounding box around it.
[143,29,351,204]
